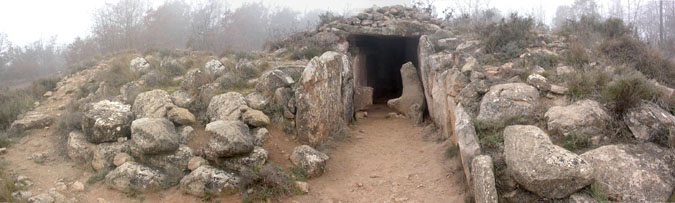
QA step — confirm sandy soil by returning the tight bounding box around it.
[285,105,467,203]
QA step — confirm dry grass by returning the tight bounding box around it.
[0,77,59,131]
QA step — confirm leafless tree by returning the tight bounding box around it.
[91,0,148,53]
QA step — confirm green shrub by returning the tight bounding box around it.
[601,72,660,114]
[0,161,23,202]
[599,34,675,87]
[566,69,612,100]
[444,145,459,158]
[242,164,300,203]
[561,132,591,151]
[87,168,112,185]
[474,116,531,150]
[290,45,327,60]
[564,40,590,68]
[480,13,536,59]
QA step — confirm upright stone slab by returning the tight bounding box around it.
[295,52,354,146]
[387,62,426,124]
[453,104,481,186]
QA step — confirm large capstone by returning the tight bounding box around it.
[386,62,426,124]
[295,52,353,146]
[581,143,675,202]
[504,125,593,199]
[476,83,539,122]
[82,100,134,144]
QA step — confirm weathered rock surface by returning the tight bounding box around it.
[387,62,426,124]
[241,108,270,127]
[581,143,675,202]
[256,69,294,97]
[136,145,193,178]
[251,127,269,146]
[166,106,196,125]
[105,162,166,192]
[545,100,610,138]
[245,92,269,110]
[215,146,268,172]
[179,165,240,197]
[181,69,211,91]
[8,111,52,137]
[290,145,329,178]
[203,120,253,159]
[504,125,593,199]
[67,131,94,164]
[471,155,498,203]
[130,118,180,155]
[132,89,173,118]
[113,153,133,166]
[453,104,481,184]
[170,90,195,109]
[204,60,226,76]
[623,101,675,146]
[526,73,549,91]
[130,57,150,74]
[295,52,353,146]
[120,80,145,104]
[477,83,539,122]
[206,92,247,122]
[82,100,134,143]
[92,142,130,171]
[354,86,374,111]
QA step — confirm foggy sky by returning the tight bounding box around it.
[0,0,574,46]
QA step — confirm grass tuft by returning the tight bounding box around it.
[87,168,112,185]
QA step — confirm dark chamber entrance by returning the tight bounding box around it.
[349,34,419,104]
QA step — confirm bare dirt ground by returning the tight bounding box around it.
[285,105,467,203]
[2,67,465,202]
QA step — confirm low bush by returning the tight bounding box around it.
[290,45,328,60]
[563,40,590,68]
[444,145,459,158]
[86,168,112,185]
[480,13,536,59]
[566,68,612,100]
[561,132,591,152]
[242,164,300,203]
[601,72,660,114]
[0,161,23,202]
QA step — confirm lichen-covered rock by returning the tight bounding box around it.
[215,146,268,172]
[179,165,240,197]
[580,143,675,202]
[67,131,94,164]
[295,52,353,146]
[166,106,196,125]
[245,92,269,110]
[177,126,194,145]
[471,155,498,203]
[567,193,598,203]
[170,90,195,109]
[251,127,269,146]
[453,104,481,185]
[113,153,133,166]
[181,69,211,91]
[256,69,294,97]
[82,100,133,144]
[477,83,539,122]
[290,145,329,178]
[203,120,254,159]
[136,145,193,178]
[206,92,247,122]
[504,125,593,199]
[526,73,550,91]
[197,82,223,105]
[130,118,180,155]
[92,142,130,171]
[105,162,166,192]
[187,156,208,171]
[132,89,173,118]
[120,80,145,104]
[130,57,150,74]
[545,100,610,138]
[204,59,226,76]
[7,111,52,137]
[623,101,675,147]
[241,108,270,127]
[387,62,426,124]
[461,56,478,73]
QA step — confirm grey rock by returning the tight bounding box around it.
[203,120,254,159]
[624,101,675,147]
[206,92,247,122]
[179,165,239,197]
[471,155,498,203]
[167,106,196,125]
[130,118,180,155]
[241,108,270,127]
[204,60,226,77]
[290,145,329,178]
[387,62,426,124]
[477,83,539,123]
[82,100,133,144]
[120,80,145,104]
[251,127,269,146]
[581,143,675,202]
[67,131,94,164]
[215,146,268,172]
[170,90,195,109]
[132,89,173,118]
[453,104,481,185]
[245,92,269,110]
[256,69,294,97]
[504,125,593,199]
[92,142,130,171]
[545,100,610,138]
[8,111,52,137]
[130,57,150,74]
[181,69,211,91]
[105,162,166,192]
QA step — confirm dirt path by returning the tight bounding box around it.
[286,105,467,203]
